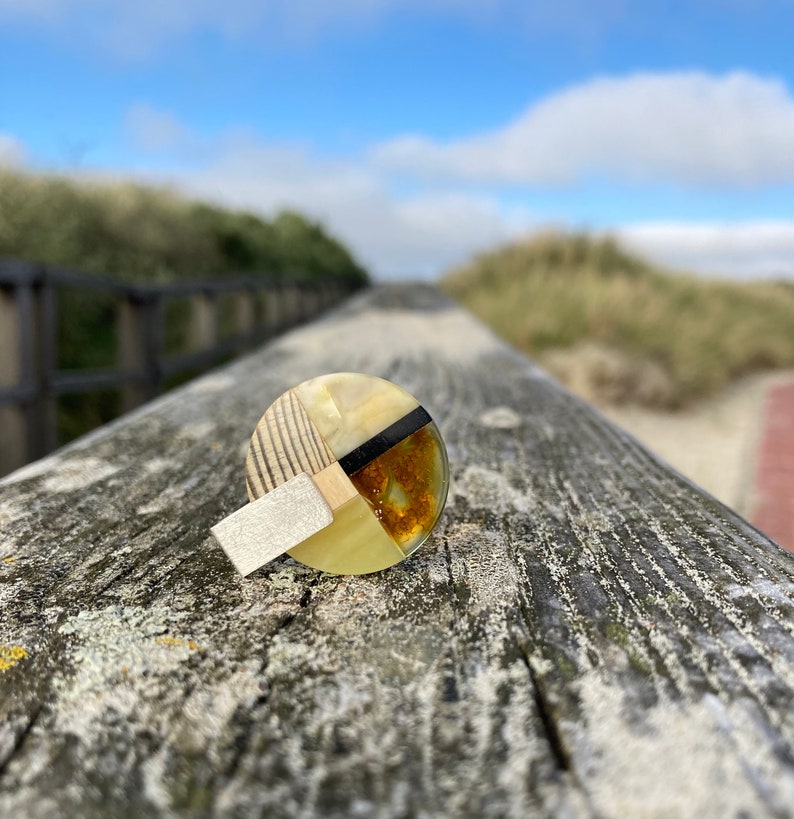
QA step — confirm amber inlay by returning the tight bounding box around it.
[349,425,439,547]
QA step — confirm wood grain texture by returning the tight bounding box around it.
[0,285,793,819]
[245,388,334,499]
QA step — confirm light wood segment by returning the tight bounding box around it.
[245,388,334,499]
[310,462,359,510]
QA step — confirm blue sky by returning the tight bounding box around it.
[2,0,794,279]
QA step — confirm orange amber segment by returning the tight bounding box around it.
[349,425,441,548]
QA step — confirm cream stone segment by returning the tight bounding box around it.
[287,494,406,575]
[294,373,419,459]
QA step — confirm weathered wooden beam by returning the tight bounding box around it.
[1,285,792,819]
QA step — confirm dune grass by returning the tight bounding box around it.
[441,233,794,408]
[0,169,368,284]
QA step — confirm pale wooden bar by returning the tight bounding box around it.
[234,289,256,342]
[189,291,218,352]
[0,284,28,470]
[1,285,793,818]
[118,293,163,412]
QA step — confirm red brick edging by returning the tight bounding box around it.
[752,381,794,553]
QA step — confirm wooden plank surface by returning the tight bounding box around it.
[0,284,793,819]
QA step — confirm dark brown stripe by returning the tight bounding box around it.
[279,398,303,475]
[340,406,432,476]
[255,424,278,488]
[290,390,328,472]
[291,390,338,471]
[267,404,296,477]
[249,437,269,491]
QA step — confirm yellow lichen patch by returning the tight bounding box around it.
[3,556,16,564]
[155,636,199,650]
[0,644,28,672]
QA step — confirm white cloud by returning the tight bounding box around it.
[617,221,794,279]
[163,134,525,278]
[4,99,794,281]
[124,104,194,153]
[0,133,27,167]
[0,0,649,59]
[0,0,497,58]
[122,118,794,279]
[4,106,521,277]
[0,0,65,19]
[6,0,276,59]
[375,71,794,187]
[110,112,794,279]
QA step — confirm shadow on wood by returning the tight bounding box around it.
[1,285,793,818]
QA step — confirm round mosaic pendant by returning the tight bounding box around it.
[244,373,449,575]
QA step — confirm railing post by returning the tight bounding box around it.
[304,283,318,319]
[319,282,332,311]
[0,282,28,475]
[189,290,217,352]
[264,282,282,335]
[0,261,60,470]
[283,282,302,327]
[234,287,255,348]
[119,293,162,412]
[253,286,270,341]
[31,277,59,458]
[301,283,314,321]
[313,282,325,316]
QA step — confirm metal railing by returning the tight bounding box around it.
[0,258,362,476]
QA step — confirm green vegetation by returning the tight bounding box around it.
[0,169,368,285]
[442,232,794,408]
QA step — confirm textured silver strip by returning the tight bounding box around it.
[211,472,333,576]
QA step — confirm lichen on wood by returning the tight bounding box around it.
[1,285,793,819]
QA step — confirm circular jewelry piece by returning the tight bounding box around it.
[244,373,449,575]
